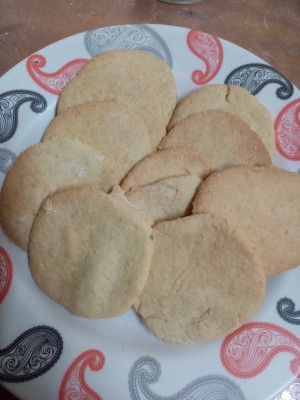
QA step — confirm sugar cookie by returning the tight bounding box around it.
[135,213,265,344]
[193,165,300,276]
[0,137,110,250]
[29,187,153,318]
[160,110,271,169]
[44,101,152,186]
[168,84,275,157]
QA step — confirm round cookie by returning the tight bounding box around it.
[192,165,300,276]
[126,175,202,224]
[121,147,210,192]
[75,50,177,126]
[168,84,275,158]
[43,101,152,186]
[159,110,271,170]
[57,50,175,149]
[0,137,111,250]
[135,213,266,344]
[29,187,154,318]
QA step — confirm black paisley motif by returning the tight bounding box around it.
[84,24,173,67]
[128,356,247,400]
[224,63,294,100]
[277,297,300,325]
[0,325,63,382]
[0,90,47,143]
[0,148,16,173]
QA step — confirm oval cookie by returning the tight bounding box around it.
[135,213,265,344]
[168,84,275,158]
[43,101,152,186]
[29,187,154,319]
[193,165,300,276]
[0,137,110,250]
[77,50,177,126]
[57,50,173,149]
[160,110,271,170]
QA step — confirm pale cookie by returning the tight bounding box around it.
[57,50,173,148]
[28,187,154,319]
[126,175,201,224]
[0,137,111,250]
[76,50,177,126]
[121,147,210,192]
[192,165,300,276]
[159,110,271,170]
[168,84,275,158]
[43,101,152,186]
[135,213,265,344]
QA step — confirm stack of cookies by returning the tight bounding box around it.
[1,50,300,345]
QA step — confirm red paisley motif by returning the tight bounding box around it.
[0,246,13,303]
[26,54,88,95]
[221,322,300,378]
[187,30,223,85]
[59,349,105,400]
[275,98,300,160]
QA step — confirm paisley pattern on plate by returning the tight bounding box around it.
[224,63,294,99]
[275,98,300,161]
[220,322,300,378]
[84,24,173,67]
[0,148,16,173]
[277,298,300,325]
[186,30,223,85]
[0,326,63,382]
[129,356,246,400]
[0,246,13,304]
[274,381,300,400]
[26,54,88,95]
[0,90,47,143]
[59,349,105,400]
[0,24,300,400]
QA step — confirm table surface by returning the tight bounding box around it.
[0,0,299,398]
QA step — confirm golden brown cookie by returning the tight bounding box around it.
[57,50,176,148]
[28,187,154,319]
[76,50,177,126]
[192,165,300,276]
[43,101,152,186]
[160,110,271,170]
[135,213,265,344]
[168,84,275,158]
[0,137,111,250]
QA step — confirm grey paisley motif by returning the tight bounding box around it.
[224,63,294,99]
[84,24,173,67]
[273,381,300,400]
[0,148,16,173]
[129,356,247,400]
[0,90,47,143]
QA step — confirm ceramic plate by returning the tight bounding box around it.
[0,24,300,400]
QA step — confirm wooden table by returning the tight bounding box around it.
[0,0,299,398]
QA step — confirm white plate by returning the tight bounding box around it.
[0,24,300,400]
